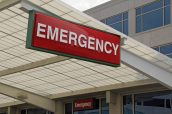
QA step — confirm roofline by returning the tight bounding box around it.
[84,0,124,14]
[49,79,157,99]
[0,101,24,108]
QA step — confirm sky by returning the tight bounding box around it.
[0,0,110,11]
[60,0,110,11]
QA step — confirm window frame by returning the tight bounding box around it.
[153,43,172,58]
[101,11,129,35]
[122,90,172,114]
[136,0,171,33]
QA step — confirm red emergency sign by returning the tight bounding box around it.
[26,11,121,66]
[73,99,95,111]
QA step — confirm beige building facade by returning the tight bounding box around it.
[0,0,172,114]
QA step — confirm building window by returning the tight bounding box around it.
[21,110,27,114]
[123,91,172,114]
[123,95,133,114]
[153,43,172,58]
[27,109,47,114]
[136,0,171,33]
[135,91,172,114]
[101,98,109,114]
[101,11,128,35]
[21,108,53,114]
[65,103,72,114]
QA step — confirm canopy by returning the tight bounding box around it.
[0,0,172,112]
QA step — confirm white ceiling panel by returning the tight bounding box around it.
[40,74,71,83]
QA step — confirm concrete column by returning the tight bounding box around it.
[55,100,64,114]
[128,0,136,37]
[106,91,122,114]
[128,9,136,36]
[8,107,20,114]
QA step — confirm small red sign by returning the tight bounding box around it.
[26,11,121,66]
[74,99,95,111]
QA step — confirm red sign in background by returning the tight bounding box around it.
[73,99,95,111]
[27,12,121,66]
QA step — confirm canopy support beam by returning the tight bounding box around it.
[0,83,55,112]
[121,49,172,90]
[0,56,68,77]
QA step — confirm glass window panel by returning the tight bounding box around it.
[65,103,72,114]
[143,9,163,31]
[101,98,109,114]
[110,22,122,32]
[123,95,133,114]
[143,99,164,107]
[101,98,108,107]
[165,0,171,6]
[166,99,172,108]
[123,20,128,35]
[136,16,142,33]
[74,109,99,114]
[113,13,122,22]
[27,109,46,114]
[164,6,171,25]
[123,12,128,20]
[135,91,172,114]
[160,44,172,54]
[106,14,122,25]
[136,8,141,15]
[136,0,171,33]
[106,17,113,25]
[142,0,163,13]
[104,11,128,34]
[21,110,27,114]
